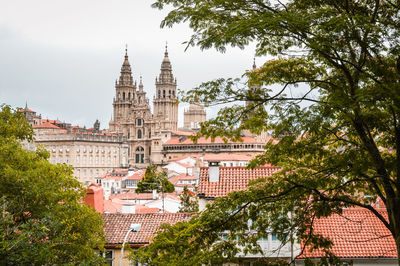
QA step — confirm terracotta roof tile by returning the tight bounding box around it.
[126,171,145,180]
[203,153,254,162]
[104,200,123,214]
[165,136,259,145]
[110,193,155,200]
[103,213,194,245]
[198,166,281,198]
[298,207,396,259]
[33,122,61,129]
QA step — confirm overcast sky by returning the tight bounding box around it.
[0,0,267,128]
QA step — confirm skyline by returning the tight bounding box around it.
[0,0,267,129]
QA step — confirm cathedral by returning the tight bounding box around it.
[108,46,179,167]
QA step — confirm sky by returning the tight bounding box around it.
[0,0,266,128]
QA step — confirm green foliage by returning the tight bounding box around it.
[0,105,105,265]
[132,0,400,263]
[136,165,175,193]
[178,186,199,213]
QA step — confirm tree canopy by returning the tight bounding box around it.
[0,105,105,265]
[178,186,199,213]
[136,165,175,193]
[133,0,400,264]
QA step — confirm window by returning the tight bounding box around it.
[89,146,93,153]
[83,146,87,153]
[271,234,277,241]
[66,146,70,152]
[158,90,161,98]
[95,156,99,164]
[102,157,105,165]
[52,146,56,152]
[76,146,80,152]
[83,156,86,164]
[137,129,142,139]
[123,92,125,100]
[59,146,63,152]
[137,119,142,126]
[89,156,93,164]
[59,156,63,164]
[163,90,165,98]
[76,155,80,163]
[135,147,144,164]
[95,146,99,153]
[66,156,70,164]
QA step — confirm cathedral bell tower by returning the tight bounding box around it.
[109,48,136,134]
[153,44,178,131]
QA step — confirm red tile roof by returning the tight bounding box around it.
[169,174,197,186]
[168,154,201,162]
[165,136,259,145]
[174,161,193,168]
[104,199,123,214]
[172,130,195,136]
[126,171,145,180]
[33,122,61,129]
[110,193,155,201]
[103,213,194,245]
[198,166,281,198]
[203,153,254,162]
[297,207,397,259]
[134,204,162,214]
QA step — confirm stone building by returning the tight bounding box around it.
[20,105,129,185]
[35,131,128,185]
[108,46,178,167]
[183,103,206,130]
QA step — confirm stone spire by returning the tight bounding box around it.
[118,46,133,86]
[139,76,144,90]
[157,43,175,84]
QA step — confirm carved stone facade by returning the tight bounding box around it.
[183,103,206,130]
[109,47,178,168]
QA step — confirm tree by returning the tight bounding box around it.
[178,186,199,213]
[136,165,175,193]
[0,105,105,265]
[133,0,400,264]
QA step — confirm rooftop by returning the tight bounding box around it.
[297,207,397,259]
[198,166,281,198]
[165,136,261,145]
[103,213,194,245]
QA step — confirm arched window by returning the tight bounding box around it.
[137,129,142,139]
[118,93,121,100]
[123,92,125,100]
[158,90,161,98]
[137,119,142,126]
[163,90,166,98]
[139,96,142,103]
[135,146,144,164]
[128,92,131,99]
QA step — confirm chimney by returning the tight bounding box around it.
[152,189,157,199]
[209,161,220,182]
[84,183,104,213]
